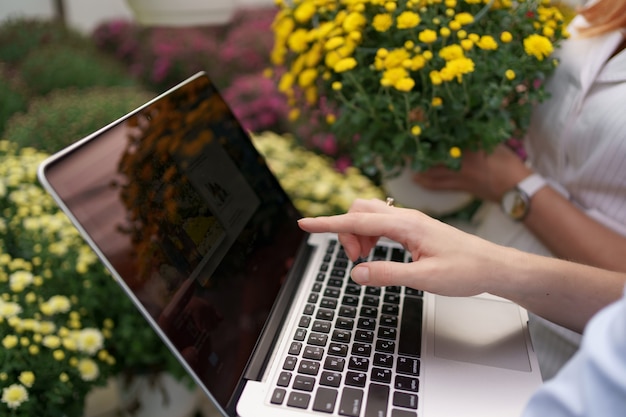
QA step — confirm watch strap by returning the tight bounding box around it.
[517,173,547,199]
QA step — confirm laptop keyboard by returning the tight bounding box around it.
[270,239,423,417]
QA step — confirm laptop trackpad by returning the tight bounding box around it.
[433,296,531,372]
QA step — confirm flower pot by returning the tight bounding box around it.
[382,165,473,217]
[117,372,199,417]
[125,0,236,26]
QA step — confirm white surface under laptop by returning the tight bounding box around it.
[237,233,542,417]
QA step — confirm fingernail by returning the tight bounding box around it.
[351,266,370,284]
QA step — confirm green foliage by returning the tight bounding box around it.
[19,44,137,96]
[0,18,92,66]
[0,76,27,136]
[4,86,154,154]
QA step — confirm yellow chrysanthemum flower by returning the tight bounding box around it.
[524,34,554,61]
[450,147,462,158]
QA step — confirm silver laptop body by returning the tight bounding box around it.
[38,72,542,417]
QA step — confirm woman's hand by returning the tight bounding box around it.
[297,198,626,332]
[413,144,532,202]
[297,198,512,297]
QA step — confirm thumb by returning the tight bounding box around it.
[350,261,421,288]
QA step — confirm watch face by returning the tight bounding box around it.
[502,190,529,220]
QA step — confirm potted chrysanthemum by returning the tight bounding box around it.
[270,0,568,213]
[0,141,195,417]
[0,142,116,416]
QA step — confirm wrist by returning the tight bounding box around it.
[500,173,547,221]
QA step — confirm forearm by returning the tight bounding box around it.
[491,247,626,333]
[522,186,626,272]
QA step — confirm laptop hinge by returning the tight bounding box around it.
[242,238,314,381]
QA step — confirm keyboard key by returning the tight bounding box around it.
[355,329,374,343]
[338,387,363,417]
[311,282,323,292]
[382,304,399,316]
[288,341,302,355]
[298,360,320,375]
[360,306,378,318]
[398,297,423,357]
[373,353,394,368]
[342,295,359,306]
[363,295,380,306]
[294,328,306,341]
[327,278,344,288]
[338,306,357,318]
[348,356,370,372]
[321,298,338,309]
[397,357,420,376]
[377,327,397,340]
[345,285,362,295]
[386,286,401,293]
[299,316,311,328]
[332,329,352,343]
[283,356,297,370]
[391,409,417,417]
[304,304,315,315]
[380,315,397,328]
[287,392,311,409]
[312,320,331,333]
[324,356,345,371]
[365,286,381,296]
[375,339,396,354]
[345,371,367,387]
[313,387,338,413]
[319,371,342,388]
[371,367,392,383]
[364,383,390,417]
[393,391,418,409]
[384,293,401,304]
[308,332,328,346]
[395,375,419,392]
[351,343,372,357]
[335,317,354,330]
[271,388,286,405]
[404,288,424,298]
[391,247,406,262]
[277,371,292,387]
[308,293,319,303]
[324,288,341,298]
[328,343,349,357]
[357,318,376,330]
[303,346,324,360]
[293,375,315,391]
[316,309,335,321]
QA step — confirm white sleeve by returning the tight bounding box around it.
[521,288,626,417]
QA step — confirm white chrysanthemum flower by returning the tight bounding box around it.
[77,328,104,355]
[1,384,28,409]
[77,358,99,381]
[0,301,22,318]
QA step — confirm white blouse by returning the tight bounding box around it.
[473,17,626,374]
[476,17,626,255]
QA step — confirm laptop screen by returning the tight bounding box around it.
[40,74,305,408]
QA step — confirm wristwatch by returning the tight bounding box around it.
[500,173,547,221]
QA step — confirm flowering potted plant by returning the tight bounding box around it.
[270,0,568,212]
[0,142,115,416]
[0,141,195,416]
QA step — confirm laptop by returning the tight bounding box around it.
[38,72,542,417]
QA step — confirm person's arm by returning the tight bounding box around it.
[521,288,626,417]
[414,144,626,273]
[297,198,626,333]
